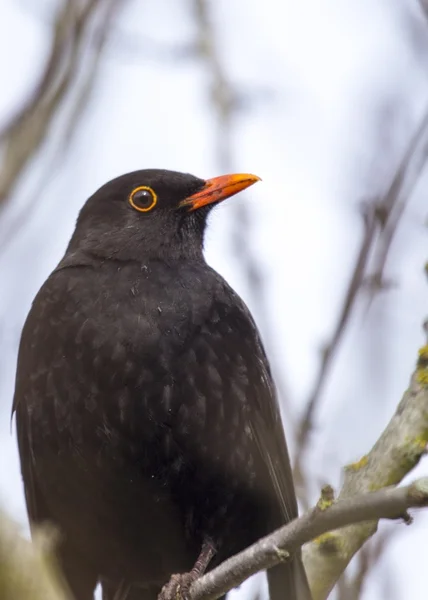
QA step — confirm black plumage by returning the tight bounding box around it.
[12,169,310,600]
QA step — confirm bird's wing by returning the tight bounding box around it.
[13,398,50,527]
[224,291,298,524]
[248,347,297,521]
[12,305,56,530]
[223,292,312,600]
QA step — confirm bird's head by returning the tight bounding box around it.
[68,169,260,262]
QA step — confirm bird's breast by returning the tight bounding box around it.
[16,260,274,561]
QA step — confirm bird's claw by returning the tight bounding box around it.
[158,572,195,600]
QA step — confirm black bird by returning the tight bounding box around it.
[12,170,310,600]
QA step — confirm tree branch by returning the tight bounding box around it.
[363,104,428,310]
[303,338,428,600]
[336,528,394,600]
[187,479,428,600]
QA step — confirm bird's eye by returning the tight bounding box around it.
[129,186,157,212]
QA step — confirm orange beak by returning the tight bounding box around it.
[180,173,261,211]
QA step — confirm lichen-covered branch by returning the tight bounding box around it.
[335,528,394,600]
[303,342,428,600]
[187,479,428,600]
[0,511,69,600]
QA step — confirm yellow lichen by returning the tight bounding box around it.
[345,455,368,471]
[317,497,334,511]
[368,435,428,491]
[314,532,342,554]
[418,345,428,361]
[416,369,428,386]
[416,346,428,386]
[273,547,290,562]
[412,435,428,451]
[401,437,428,465]
[391,435,428,482]
[316,484,335,511]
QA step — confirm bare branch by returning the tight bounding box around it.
[419,0,428,24]
[58,0,124,151]
[303,340,428,600]
[336,529,394,600]
[364,105,428,308]
[192,0,234,171]
[187,479,428,600]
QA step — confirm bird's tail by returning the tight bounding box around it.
[267,554,312,600]
[102,581,158,600]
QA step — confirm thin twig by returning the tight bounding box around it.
[336,529,394,600]
[59,0,125,151]
[419,0,428,25]
[303,333,428,600]
[0,0,76,140]
[364,105,428,309]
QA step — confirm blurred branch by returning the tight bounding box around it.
[192,0,234,170]
[419,0,428,22]
[108,34,198,62]
[187,478,428,600]
[364,105,428,307]
[58,0,122,151]
[294,104,428,508]
[0,511,69,600]
[336,529,394,600]
[303,335,428,600]
[0,0,126,210]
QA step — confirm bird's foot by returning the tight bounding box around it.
[158,572,195,600]
[158,540,216,600]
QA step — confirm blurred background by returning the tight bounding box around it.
[0,0,427,599]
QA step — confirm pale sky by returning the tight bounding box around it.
[1,1,427,599]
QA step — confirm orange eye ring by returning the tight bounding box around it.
[129,186,157,212]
